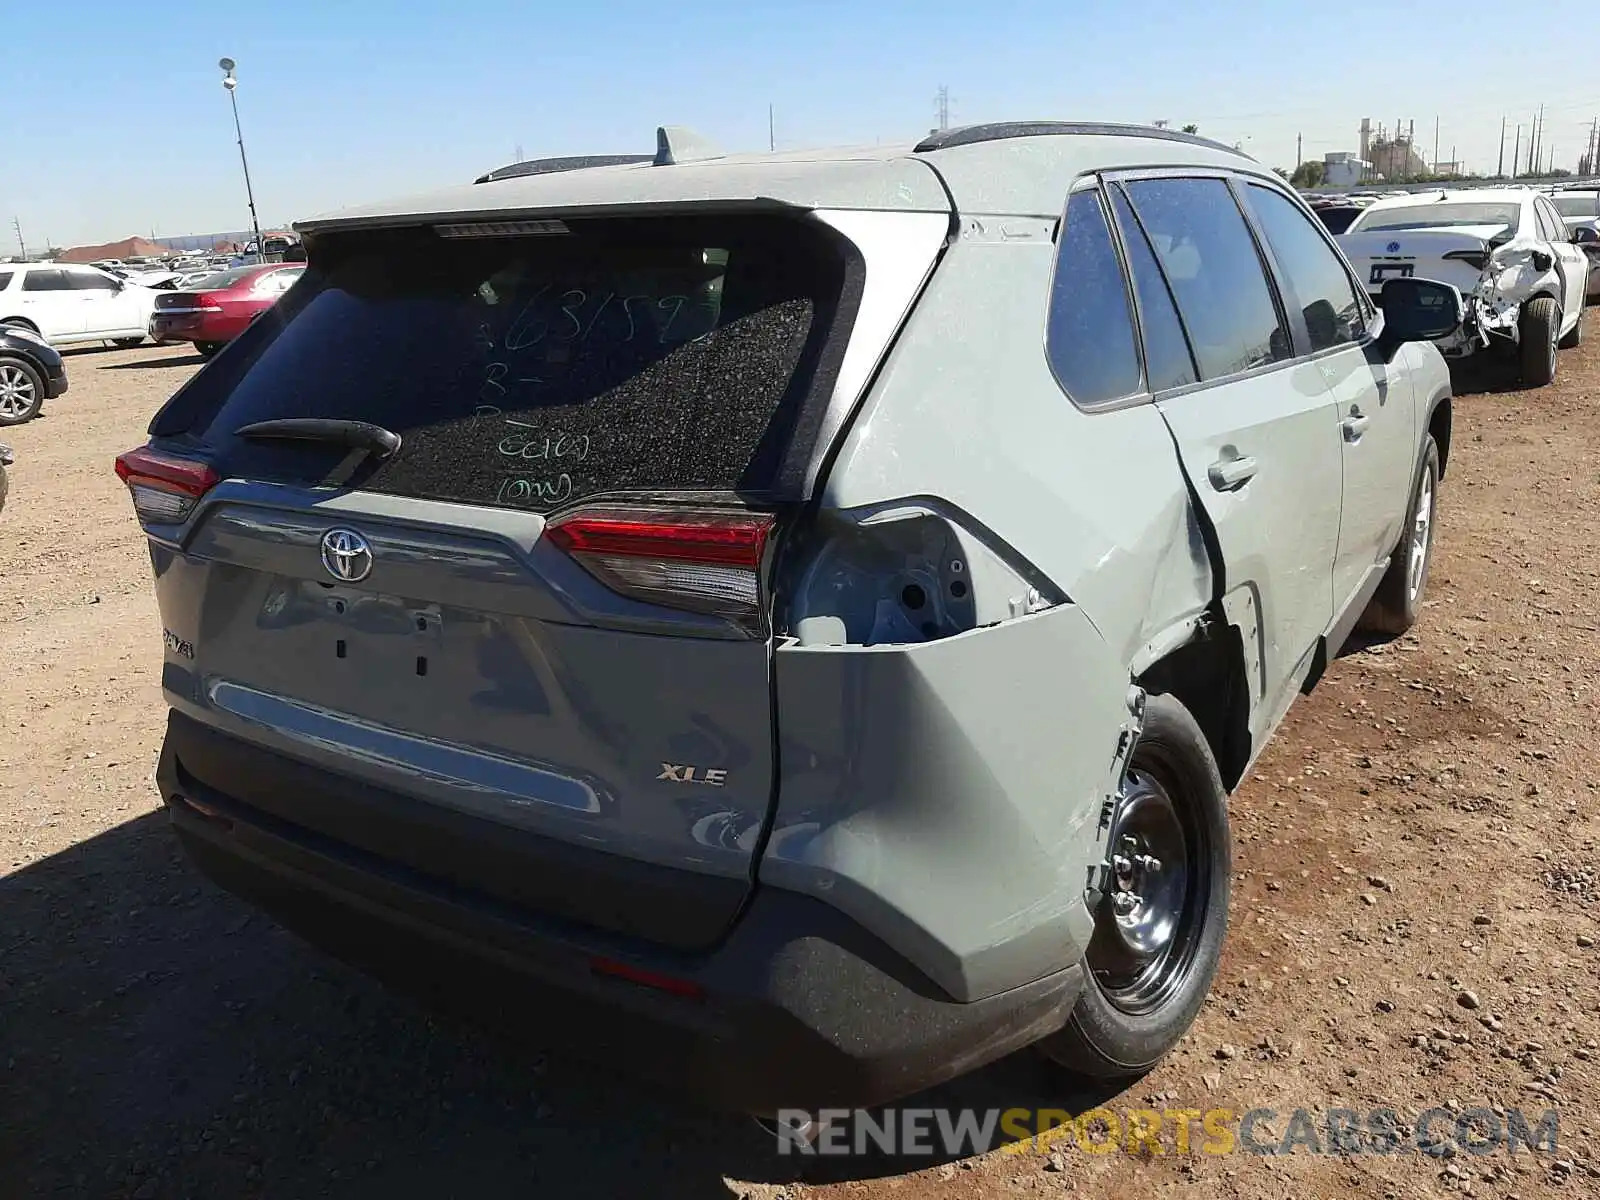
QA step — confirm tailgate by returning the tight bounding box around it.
[138,209,929,949]
[1336,229,1492,299]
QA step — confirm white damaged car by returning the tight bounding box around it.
[1339,188,1587,386]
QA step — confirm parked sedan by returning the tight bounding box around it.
[0,322,69,426]
[148,264,304,358]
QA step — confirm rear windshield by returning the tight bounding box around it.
[194,267,262,289]
[1351,202,1520,234]
[1553,195,1600,218]
[156,216,850,511]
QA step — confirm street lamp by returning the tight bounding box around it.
[218,57,264,263]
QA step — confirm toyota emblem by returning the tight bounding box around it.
[320,528,373,582]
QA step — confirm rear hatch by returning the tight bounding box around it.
[1337,224,1508,301]
[135,212,870,949]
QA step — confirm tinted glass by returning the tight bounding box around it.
[1352,202,1520,234]
[1245,184,1364,353]
[1108,186,1197,391]
[69,271,118,290]
[1045,190,1141,406]
[1314,206,1362,234]
[0,272,12,291]
[194,267,264,290]
[21,270,68,292]
[1124,178,1290,380]
[1554,194,1600,218]
[167,216,844,512]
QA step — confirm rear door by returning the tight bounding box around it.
[1240,180,1415,620]
[67,268,139,334]
[142,212,867,948]
[1109,173,1342,729]
[1535,196,1586,324]
[17,269,84,340]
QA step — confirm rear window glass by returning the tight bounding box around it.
[1553,195,1600,218]
[1350,202,1520,234]
[164,216,848,511]
[194,267,261,290]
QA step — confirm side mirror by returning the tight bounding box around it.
[1378,277,1463,351]
[1574,226,1599,245]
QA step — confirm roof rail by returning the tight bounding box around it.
[474,154,652,185]
[914,121,1251,160]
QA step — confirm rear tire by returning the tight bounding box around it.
[195,341,224,359]
[0,354,45,426]
[1357,436,1439,637]
[1559,303,1584,349]
[1036,694,1230,1081]
[1519,296,1560,386]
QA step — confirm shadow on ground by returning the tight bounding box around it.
[96,353,205,371]
[0,813,1116,1199]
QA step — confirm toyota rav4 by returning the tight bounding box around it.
[119,122,1457,1114]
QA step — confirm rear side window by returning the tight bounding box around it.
[1244,184,1364,353]
[161,216,851,511]
[1046,189,1141,407]
[0,271,12,291]
[22,270,68,292]
[1123,178,1291,381]
[1108,186,1197,392]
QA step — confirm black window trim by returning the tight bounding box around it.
[1099,166,1304,402]
[1103,179,1201,392]
[1040,175,1151,414]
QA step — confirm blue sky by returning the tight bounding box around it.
[6,0,1599,250]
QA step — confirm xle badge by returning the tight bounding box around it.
[658,763,728,787]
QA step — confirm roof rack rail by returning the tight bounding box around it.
[913,121,1250,160]
[474,154,652,185]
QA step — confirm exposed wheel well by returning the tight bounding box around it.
[1137,623,1252,792]
[1427,397,1452,478]
[0,317,39,333]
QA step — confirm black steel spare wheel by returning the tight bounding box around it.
[1038,692,1230,1079]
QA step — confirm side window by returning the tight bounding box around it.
[1540,200,1568,241]
[70,270,117,291]
[1244,183,1365,353]
[1123,178,1291,380]
[1108,186,1198,391]
[0,271,13,291]
[1046,188,1142,407]
[21,270,68,292]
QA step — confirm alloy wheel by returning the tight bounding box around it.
[0,364,36,420]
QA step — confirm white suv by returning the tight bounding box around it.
[0,264,158,348]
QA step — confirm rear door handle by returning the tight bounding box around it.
[1207,455,1259,491]
[1341,414,1371,442]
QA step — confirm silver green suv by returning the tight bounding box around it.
[119,122,1457,1113]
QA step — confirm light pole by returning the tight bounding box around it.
[219,57,264,263]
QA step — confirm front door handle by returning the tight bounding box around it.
[1342,414,1371,442]
[1207,454,1259,491]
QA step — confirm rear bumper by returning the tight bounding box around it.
[157,717,1083,1113]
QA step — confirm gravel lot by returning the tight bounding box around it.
[2,340,1598,1199]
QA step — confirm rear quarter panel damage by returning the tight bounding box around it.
[768,606,1134,1002]
[762,226,1222,1001]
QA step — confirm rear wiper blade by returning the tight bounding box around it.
[233,418,401,458]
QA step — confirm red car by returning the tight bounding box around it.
[148,264,304,358]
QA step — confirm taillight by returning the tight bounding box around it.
[114,446,219,523]
[545,505,775,633]
[1442,249,1490,272]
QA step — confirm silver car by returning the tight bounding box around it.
[119,121,1456,1113]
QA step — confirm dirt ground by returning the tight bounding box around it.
[1,339,1597,1200]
